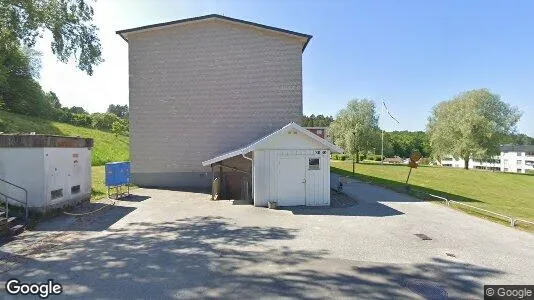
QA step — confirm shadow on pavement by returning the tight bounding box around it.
[33,204,136,232]
[0,216,502,298]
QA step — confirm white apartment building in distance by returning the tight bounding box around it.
[440,144,534,174]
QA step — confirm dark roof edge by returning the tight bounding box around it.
[116,14,312,51]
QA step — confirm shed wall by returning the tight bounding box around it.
[253,149,330,206]
[0,148,91,211]
[0,148,44,208]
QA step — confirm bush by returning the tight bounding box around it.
[72,113,93,127]
[112,119,129,136]
[91,112,120,131]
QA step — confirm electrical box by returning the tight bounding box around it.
[105,162,130,187]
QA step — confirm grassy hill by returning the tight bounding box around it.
[0,110,129,166]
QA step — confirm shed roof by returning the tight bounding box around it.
[116,14,312,51]
[202,122,343,166]
[0,134,93,148]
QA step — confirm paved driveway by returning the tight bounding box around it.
[0,174,533,299]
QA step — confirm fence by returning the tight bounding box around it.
[428,194,534,228]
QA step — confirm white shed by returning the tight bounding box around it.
[0,135,93,214]
[202,123,343,207]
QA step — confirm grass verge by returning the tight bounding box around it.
[331,161,534,232]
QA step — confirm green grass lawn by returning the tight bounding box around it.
[331,161,534,227]
[0,110,129,165]
[91,166,107,200]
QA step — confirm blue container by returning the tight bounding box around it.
[105,162,131,187]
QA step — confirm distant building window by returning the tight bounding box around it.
[504,159,508,164]
[518,152,523,156]
[527,152,534,156]
[517,169,522,173]
[517,160,522,165]
[504,168,509,172]
[309,158,320,170]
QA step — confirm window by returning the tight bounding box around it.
[517,160,522,165]
[71,185,81,194]
[526,152,534,156]
[504,168,509,172]
[517,169,522,173]
[517,152,523,156]
[504,159,508,164]
[51,189,63,200]
[309,158,320,170]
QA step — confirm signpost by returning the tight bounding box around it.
[405,151,422,189]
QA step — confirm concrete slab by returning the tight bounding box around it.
[0,177,532,299]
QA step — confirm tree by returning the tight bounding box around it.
[386,131,431,158]
[427,89,521,169]
[301,114,333,127]
[329,99,380,163]
[112,118,129,136]
[45,91,61,109]
[68,106,88,114]
[107,104,128,118]
[91,112,120,131]
[0,0,103,75]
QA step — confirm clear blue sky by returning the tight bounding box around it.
[38,0,534,135]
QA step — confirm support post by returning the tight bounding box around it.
[211,164,215,200]
[219,164,224,199]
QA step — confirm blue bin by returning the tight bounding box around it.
[105,162,131,187]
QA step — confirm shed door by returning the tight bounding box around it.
[277,157,306,206]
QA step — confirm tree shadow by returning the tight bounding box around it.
[31,204,136,232]
[280,202,403,217]
[0,216,504,298]
[331,166,483,203]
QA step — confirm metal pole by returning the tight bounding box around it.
[381,101,384,163]
[405,167,413,184]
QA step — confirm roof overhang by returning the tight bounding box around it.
[116,14,312,51]
[202,122,343,166]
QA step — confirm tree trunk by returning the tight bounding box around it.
[464,156,469,170]
[356,150,360,163]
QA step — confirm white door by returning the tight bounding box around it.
[277,156,306,206]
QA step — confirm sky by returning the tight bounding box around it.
[37,0,534,136]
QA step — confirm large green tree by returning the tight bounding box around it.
[0,0,103,75]
[330,99,380,162]
[427,89,521,169]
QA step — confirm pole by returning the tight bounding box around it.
[405,167,413,184]
[352,131,356,174]
[381,101,384,163]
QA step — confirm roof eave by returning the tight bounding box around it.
[115,14,312,51]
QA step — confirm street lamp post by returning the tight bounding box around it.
[352,131,356,175]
